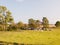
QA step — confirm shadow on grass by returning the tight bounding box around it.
[0,41,47,45]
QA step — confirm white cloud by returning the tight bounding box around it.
[15,0,24,2]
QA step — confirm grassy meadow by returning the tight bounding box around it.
[0,28,60,45]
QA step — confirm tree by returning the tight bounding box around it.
[55,21,60,27]
[35,20,41,29]
[28,18,36,30]
[0,6,14,31]
[23,24,28,30]
[17,21,24,30]
[0,14,4,24]
[7,23,17,31]
[42,17,49,30]
[5,11,14,24]
[28,18,41,30]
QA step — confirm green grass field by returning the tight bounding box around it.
[0,28,60,45]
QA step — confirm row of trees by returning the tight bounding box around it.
[0,6,60,31]
[7,17,49,31]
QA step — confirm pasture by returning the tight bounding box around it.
[0,28,60,45]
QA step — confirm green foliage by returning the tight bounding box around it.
[42,17,49,30]
[5,11,14,23]
[28,18,36,30]
[0,6,7,13]
[0,6,59,31]
[7,23,17,31]
[35,20,41,28]
[23,24,28,30]
[17,21,24,30]
[55,21,60,27]
[28,18,41,30]
[0,6,14,31]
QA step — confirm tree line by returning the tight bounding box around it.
[0,6,60,31]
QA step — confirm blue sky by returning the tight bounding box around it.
[0,0,60,24]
